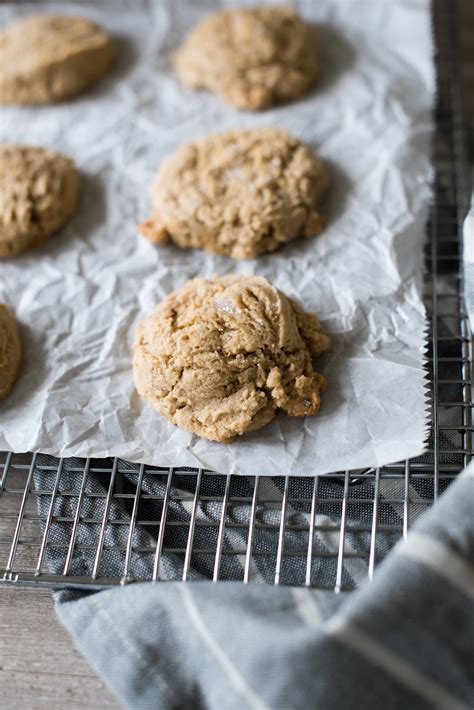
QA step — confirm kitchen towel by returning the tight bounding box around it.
[50,461,474,709]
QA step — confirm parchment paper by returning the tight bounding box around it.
[0,0,434,475]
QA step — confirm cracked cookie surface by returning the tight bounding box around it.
[133,275,330,443]
[139,126,328,259]
[173,5,319,110]
[0,304,21,400]
[0,14,114,104]
[0,145,80,257]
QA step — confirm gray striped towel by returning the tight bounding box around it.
[43,461,473,709]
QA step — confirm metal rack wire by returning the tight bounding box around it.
[0,0,471,593]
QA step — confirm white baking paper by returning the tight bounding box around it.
[0,0,434,475]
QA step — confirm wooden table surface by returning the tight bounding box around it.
[1,4,473,709]
[0,586,119,709]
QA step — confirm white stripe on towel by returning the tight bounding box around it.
[398,532,474,601]
[324,616,469,710]
[291,588,323,628]
[180,585,268,710]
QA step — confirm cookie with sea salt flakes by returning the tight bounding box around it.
[172,5,319,110]
[0,14,114,104]
[133,275,330,443]
[139,126,328,259]
[0,304,21,400]
[0,145,80,257]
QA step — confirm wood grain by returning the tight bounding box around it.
[0,4,472,709]
[0,586,119,708]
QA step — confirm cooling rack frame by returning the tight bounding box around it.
[0,0,472,593]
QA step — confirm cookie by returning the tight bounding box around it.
[173,5,319,110]
[0,304,21,400]
[139,126,328,259]
[0,145,80,257]
[0,14,114,104]
[133,275,330,443]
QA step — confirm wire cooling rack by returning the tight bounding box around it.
[0,0,472,593]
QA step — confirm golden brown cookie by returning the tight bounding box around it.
[0,145,80,257]
[173,5,319,110]
[133,275,330,443]
[0,304,21,400]
[139,126,328,259]
[0,14,114,104]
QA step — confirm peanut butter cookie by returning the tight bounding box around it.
[0,14,114,104]
[133,275,330,443]
[173,5,319,110]
[0,145,80,257]
[139,126,328,259]
[0,304,21,400]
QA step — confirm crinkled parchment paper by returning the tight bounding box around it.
[0,0,434,475]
